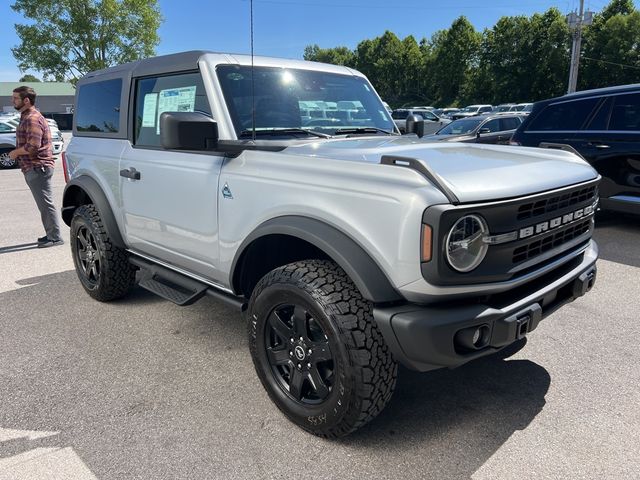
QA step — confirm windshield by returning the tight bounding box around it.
[460,106,480,113]
[495,105,512,112]
[217,65,395,137]
[436,118,483,135]
[391,110,409,120]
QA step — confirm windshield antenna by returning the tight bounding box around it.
[250,0,256,142]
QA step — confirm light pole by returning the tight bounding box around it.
[567,0,593,93]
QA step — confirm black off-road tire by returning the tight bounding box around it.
[70,204,136,302]
[248,259,398,438]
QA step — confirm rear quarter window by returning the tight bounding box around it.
[609,93,640,131]
[527,97,599,131]
[500,117,520,130]
[75,79,123,134]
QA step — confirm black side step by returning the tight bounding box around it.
[130,257,207,306]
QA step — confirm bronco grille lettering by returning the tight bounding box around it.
[484,202,597,245]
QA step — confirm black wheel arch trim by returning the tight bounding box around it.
[62,175,126,248]
[231,216,402,303]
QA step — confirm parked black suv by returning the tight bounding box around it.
[511,84,640,215]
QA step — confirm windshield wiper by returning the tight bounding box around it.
[239,128,330,139]
[333,127,397,136]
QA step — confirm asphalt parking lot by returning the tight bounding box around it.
[0,151,639,479]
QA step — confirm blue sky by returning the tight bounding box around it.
[0,0,633,82]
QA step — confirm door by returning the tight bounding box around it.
[475,118,503,144]
[119,71,226,282]
[573,93,640,202]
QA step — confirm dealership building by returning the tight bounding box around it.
[1,82,75,129]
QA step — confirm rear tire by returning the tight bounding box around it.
[248,259,397,438]
[70,204,136,301]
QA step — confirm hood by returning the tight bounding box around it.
[0,133,16,144]
[283,136,598,203]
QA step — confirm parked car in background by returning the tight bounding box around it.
[0,113,64,156]
[423,113,524,144]
[451,104,493,120]
[511,84,640,215]
[402,105,434,110]
[432,108,460,119]
[493,103,517,112]
[392,108,451,134]
[0,131,17,169]
[513,103,533,112]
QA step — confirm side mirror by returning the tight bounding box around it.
[160,112,218,150]
[478,128,491,136]
[406,114,425,137]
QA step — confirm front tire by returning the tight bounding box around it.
[0,148,18,169]
[70,204,136,301]
[248,260,397,438]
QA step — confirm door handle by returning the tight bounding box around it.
[120,167,141,180]
[587,142,610,149]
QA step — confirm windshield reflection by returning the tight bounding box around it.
[216,65,396,137]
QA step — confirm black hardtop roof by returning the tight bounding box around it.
[79,50,218,83]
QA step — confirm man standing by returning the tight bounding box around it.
[9,86,63,248]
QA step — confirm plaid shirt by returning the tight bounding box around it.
[16,107,54,172]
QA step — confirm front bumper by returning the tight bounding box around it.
[374,240,598,372]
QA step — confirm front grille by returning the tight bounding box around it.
[512,219,591,263]
[517,185,597,221]
[421,178,599,286]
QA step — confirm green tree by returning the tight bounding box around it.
[18,74,41,82]
[581,0,640,89]
[467,8,569,104]
[430,17,481,106]
[303,45,355,66]
[11,0,163,82]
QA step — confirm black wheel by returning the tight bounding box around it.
[70,204,136,301]
[248,260,397,438]
[0,148,18,169]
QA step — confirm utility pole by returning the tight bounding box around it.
[567,0,593,93]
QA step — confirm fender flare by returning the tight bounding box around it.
[231,216,402,303]
[62,175,126,248]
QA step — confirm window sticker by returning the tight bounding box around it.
[142,93,158,127]
[157,86,197,133]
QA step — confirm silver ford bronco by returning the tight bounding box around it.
[62,51,599,438]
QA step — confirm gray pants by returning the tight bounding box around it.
[23,166,62,242]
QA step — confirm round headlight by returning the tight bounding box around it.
[446,215,488,272]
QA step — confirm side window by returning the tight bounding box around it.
[76,79,122,133]
[482,119,500,132]
[527,98,599,131]
[424,111,438,121]
[585,97,612,130]
[609,93,640,131]
[134,72,211,147]
[480,106,492,113]
[500,117,520,131]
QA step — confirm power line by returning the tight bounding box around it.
[582,56,640,70]
[243,0,557,10]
